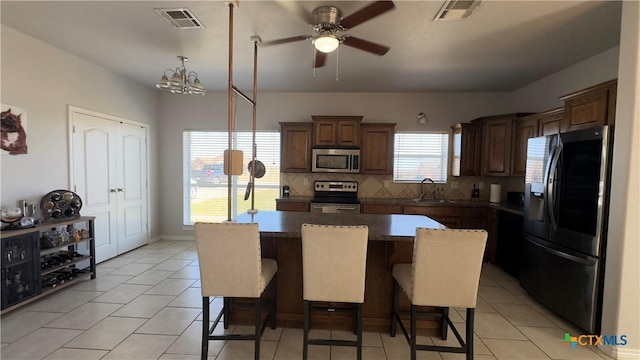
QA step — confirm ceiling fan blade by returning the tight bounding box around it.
[261,35,310,47]
[314,51,327,68]
[275,0,315,25]
[342,36,390,56]
[340,1,396,29]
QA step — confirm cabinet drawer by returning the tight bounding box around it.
[461,207,487,218]
[361,203,403,214]
[276,202,310,212]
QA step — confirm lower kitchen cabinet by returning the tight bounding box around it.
[495,210,523,278]
[1,216,96,314]
[403,205,460,229]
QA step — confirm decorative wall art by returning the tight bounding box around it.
[1,104,28,155]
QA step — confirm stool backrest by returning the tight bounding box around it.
[301,224,369,303]
[411,228,487,308]
[195,222,263,298]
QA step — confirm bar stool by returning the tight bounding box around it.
[390,228,487,360]
[301,224,369,360]
[194,222,277,360]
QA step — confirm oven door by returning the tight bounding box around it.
[310,203,361,214]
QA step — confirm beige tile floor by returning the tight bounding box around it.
[0,240,615,360]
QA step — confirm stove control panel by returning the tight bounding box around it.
[314,181,358,193]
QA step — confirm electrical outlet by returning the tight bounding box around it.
[384,180,390,188]
[479,181,485,189]
[451,181,459,189]
[303,178,309,186]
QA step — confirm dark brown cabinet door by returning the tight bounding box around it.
[276,201,310,212]
[561,79,617,132]
[512,117,539,177]
[360,123,395,175]
[280,122,312,172]
[312,116,362,147]
[452,122,482,176]
[538,108,563,136]
[361,203,403,214]
[482,116,514,176]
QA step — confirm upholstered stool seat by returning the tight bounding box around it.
[301,224,369,360]
[195,222,277,360]
[391,228,487,360]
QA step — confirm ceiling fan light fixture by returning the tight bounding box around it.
[314,33,340,53]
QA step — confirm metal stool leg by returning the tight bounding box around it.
[441,307,450,340]
[201,297,209,360]
[390,280,399,337]
[303,300,310,360]
[357,303,363,360]
[254,295,261,360]
[466,308,475,360]
[410,304,417,360]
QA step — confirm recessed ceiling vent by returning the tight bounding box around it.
[155,8,204,29]
[434,0,481,21]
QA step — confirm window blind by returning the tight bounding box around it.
[393,132,449,183]
[183,131,280,225]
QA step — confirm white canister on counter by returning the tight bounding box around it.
[490,184,502,203]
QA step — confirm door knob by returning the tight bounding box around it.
[110,188,117,193]
[117,188,124,192]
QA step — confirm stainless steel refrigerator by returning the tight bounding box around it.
[521,125,613,334]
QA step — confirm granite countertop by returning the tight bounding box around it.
[276,196,524,215]
[235,210,446,241]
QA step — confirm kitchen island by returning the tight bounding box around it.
[231,210,446,335]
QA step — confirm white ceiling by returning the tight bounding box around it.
[1,1,622,93]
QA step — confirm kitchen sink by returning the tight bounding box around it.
[412,199,456,204]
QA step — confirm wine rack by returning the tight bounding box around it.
[1,216,96,314]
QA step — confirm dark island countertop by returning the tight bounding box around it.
[234,210,445,241]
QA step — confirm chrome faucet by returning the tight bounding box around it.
[420,178,436,200]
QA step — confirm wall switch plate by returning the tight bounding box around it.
[451,181,459,189]
[479,181,485,189]
[303,178,309,186]
[384,180,390,188]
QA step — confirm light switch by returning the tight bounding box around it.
[451,181,459,189]
[384,180,390,188]
[303,178,309,186]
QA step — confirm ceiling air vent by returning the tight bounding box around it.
[434,0,481,21]
[155,8,204,29]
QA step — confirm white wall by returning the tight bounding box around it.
[600,1,640,358]
[0,25,161,239]
[509,47,620,112]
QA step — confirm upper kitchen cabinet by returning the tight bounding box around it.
[537,108,564,136]
[560,79,617,132]
[479,114,531,176]
[280,122,312,173]
[311,116,362,147]
[360,123,396,175]
[451,122,482,177]
[512,108,563,176]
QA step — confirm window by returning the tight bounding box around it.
[183,131,280,225]
[393,132,449,183]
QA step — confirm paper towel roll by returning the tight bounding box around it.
[490,184,502,203]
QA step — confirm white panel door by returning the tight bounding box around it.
[71,107,148,263]
[116,123,148,254]
[72,113,118,263]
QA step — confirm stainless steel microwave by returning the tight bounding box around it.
[312,148,360,173]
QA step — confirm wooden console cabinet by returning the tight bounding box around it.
[1,216,96,314]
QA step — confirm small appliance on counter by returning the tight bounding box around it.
[282,185,290,198]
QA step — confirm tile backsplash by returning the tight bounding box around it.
[281,173,525,202]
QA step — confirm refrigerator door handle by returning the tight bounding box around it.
[525,236,596,266]
[546,145,561,231]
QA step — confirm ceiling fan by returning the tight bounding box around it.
[262,1,395,68]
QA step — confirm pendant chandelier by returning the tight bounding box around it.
[155,55,206,95]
